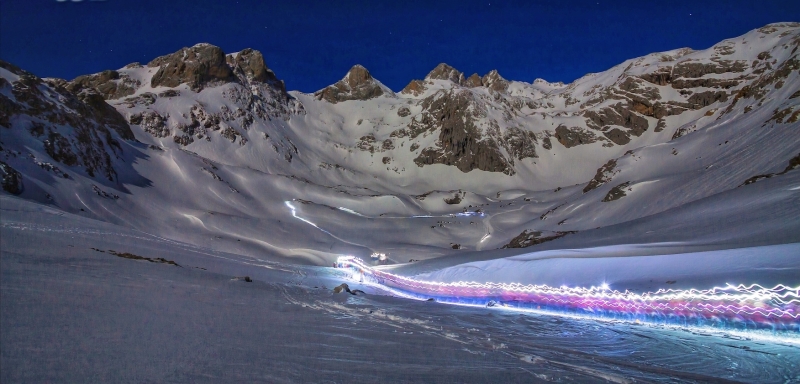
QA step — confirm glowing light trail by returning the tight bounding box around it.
[285,201,367,247]
[336,256,800,334]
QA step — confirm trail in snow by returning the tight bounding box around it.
[285,201,369,249]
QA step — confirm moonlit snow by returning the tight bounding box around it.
[2,22,800,382]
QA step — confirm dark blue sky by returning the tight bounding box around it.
[1,1,798,92]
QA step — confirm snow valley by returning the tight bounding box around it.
[2,22,800,383]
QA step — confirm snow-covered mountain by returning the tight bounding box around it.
[1,22,799,266]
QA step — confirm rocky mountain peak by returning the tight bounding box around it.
[343,65,374,88]
[532,78,564,87]
[481,70,509,92]
[0,61,134,181]
[67,69,138,100]
[425,63,465,84]
[464,73,483,87]
[148,43,234,91]
[315,65,388,103]
[226,48,277,84]
[400,79,427,96]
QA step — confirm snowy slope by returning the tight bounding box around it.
[3,195,799,383]
[1,22,799,266]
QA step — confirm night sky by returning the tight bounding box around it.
[1,1,798,92]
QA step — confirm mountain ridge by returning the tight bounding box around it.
[1,22,798,265]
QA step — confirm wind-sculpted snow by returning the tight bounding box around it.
[337,256,800,336]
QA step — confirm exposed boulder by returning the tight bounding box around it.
[333,283,363,295]
[444,191,463,204]
[148,43,234,91]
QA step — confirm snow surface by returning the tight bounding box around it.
[2,23,800,382]
[3,196,799,383]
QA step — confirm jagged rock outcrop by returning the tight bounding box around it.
[425,63,465,84]
[0,160,23,194]
[584,159,618,193]
[315,65,389,103]
[602,181,631,202]
[0,60,134,181]
[481,70,509,92]
[584,102,649,134]
[67,70,140,100]
[554,125,601,148]
[227,48,276,84]
[464,73,483,88]
[672,60,748,79]
[411,90,512,174]
[502,127,538,160]
[739,153,800,187]
[148,43,234,91]
[400,79,427,96]
[502,230,575,249]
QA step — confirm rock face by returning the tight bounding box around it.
[400,79,427,96]
[0,160,23,194]
[315,65,389,103]
[502,230,574,249]
[227,49,275,84]
[67,70,139,100]
[554,125,600,148]
[148,43,234,91]
[411,90,517,175]
[0,23,798,263]
[464,73,483,87]
[583,102,649,145]
[0,60,134,181]
[425,63,465,84]
[584,159,618,193]
[481,70,509,92]
[6,22,799,191]
[65,45,304,153]
[602,181,631,202]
